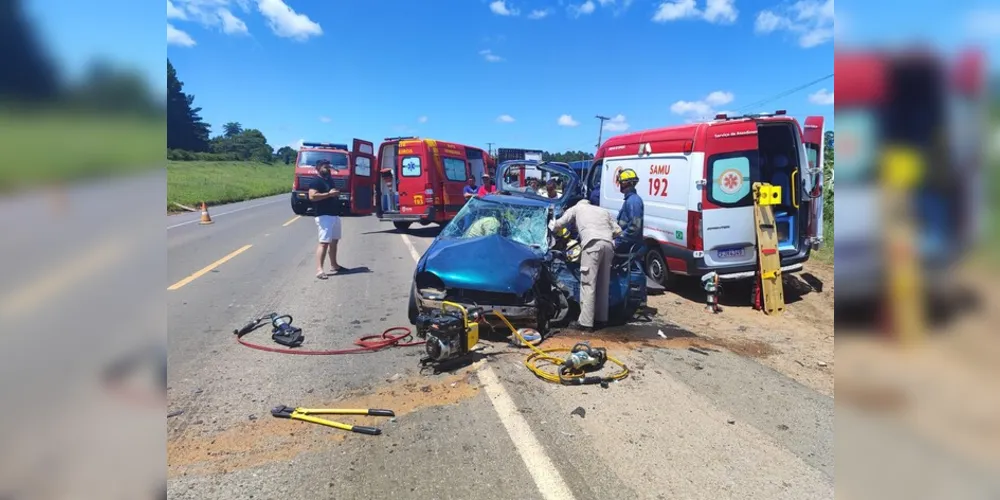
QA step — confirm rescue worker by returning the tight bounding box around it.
[548,199,622,332]
[614,168,644,253]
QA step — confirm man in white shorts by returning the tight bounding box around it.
[308,159,345,279]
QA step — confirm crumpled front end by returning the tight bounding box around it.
[413,234,545,320]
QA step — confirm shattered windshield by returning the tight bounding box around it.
[439,198,549,249]
[498,163,573,201]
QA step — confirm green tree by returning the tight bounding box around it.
[0,0,60,103]
[275,146,297,164]
[542,150,595,162]
[209,128,274,162]
[70,60,160,116]
[223,122,243,137]
[167,59,211,152]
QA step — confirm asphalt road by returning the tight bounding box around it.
[166,196,835,500]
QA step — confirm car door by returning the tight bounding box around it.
[351,139,376,215]
[802,116,826,248]
[701,120,759,269]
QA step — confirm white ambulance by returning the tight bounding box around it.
[582,111,827,288]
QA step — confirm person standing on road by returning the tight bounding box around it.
[614,168,644,253]
[463,177,478,201]
[476,173,497,197]
[548,199,622,332]
[309,159,345,279]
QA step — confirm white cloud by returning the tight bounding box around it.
[319,116,331,123]
[490,0,520,16]
[256,0,322,40]
[497,114,516,123]
[753,0,833,48]
[289,138,304,150]
[418,116,428,124]
[167,0,188,19]
[558,114,580,127]
[603,114,629,132]
[167,24,196,47]
[217,8,248,34]
[528,9,551,19]
[808,88,834,105]
[671,91,735,120]
[570,0,596,17]
[479,49,504,62]
[652,0,736,24]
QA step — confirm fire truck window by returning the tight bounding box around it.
[298,151,348,169]
[354,156,371,177]
[707,153,754,207]
[401,156,421,177]
[443,157,468,182]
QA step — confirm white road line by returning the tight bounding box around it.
[399,233,423,262]
[166,197,285,230]
[402,232,576,500]
[478,367,576,500]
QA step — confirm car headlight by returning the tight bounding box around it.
[415,271,446,299]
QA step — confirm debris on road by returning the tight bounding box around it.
[167,410,184,418]
[689,347,710,356]
[571,407,586,418]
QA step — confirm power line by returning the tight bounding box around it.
[733,73,834,113]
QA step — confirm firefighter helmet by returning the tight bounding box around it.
[617,168,639,185]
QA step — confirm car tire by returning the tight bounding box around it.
[408,285,419,325]
[645,245,671,288]
[394,221,412,232]
[291,199,309,216]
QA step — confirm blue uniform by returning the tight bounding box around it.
[614,189,644,252]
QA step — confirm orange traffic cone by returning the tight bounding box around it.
[199,202,214,225]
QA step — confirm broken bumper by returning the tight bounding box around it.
[379,207,437,223]
[415,296,537,320]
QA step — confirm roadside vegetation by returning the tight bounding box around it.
[167,161,291,211]
[0,9,163,193]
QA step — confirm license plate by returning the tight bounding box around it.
[717,247,745,258]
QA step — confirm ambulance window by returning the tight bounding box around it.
[805,145,819,169]
[401,156,421,177]
[443,157,467,182]
[707,152,754,207]
[354,156,371,177]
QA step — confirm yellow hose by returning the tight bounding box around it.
[490,311,629,385]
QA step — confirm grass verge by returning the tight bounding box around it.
[167,160,292,212]
[811,223,834,264]
[0,111,164,193]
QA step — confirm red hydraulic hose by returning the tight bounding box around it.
[236,326,425,355]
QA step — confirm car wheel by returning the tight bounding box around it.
[408,285,419,325]
[394,221,412,232]
[645,245,671,288]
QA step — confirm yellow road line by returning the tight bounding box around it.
[0,236,128,317]
[167,244,252,291]
[282,215,301,227]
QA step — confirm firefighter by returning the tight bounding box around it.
[614,168,644,253]
[549,199,623,332]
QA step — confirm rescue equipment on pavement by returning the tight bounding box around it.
[233,313,304,347]
[414,301,484,366]
[270,405,395,436]
[492,310,629,386]
[234,314,423,355]
[701,271,722,313]
[752,182,785,315]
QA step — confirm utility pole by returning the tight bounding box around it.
[486,142,495,157]
[595,115,610,150]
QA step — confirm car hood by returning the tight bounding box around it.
[420,234,543,295]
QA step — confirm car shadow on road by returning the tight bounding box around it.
[667,273,825,308]
[360,226,443,239]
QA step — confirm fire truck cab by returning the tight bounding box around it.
[584,111,827,288]
[290,140,377,217]
[375,137,494,231]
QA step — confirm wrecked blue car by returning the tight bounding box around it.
[407,160,647,332]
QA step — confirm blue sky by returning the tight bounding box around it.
[160,0,835,153]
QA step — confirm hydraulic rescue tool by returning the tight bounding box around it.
[560,342,608,377]
[270,405,395,435]
[233,313,304,347]
[414,301,483,366]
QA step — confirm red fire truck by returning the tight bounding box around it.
[290,140,377,216]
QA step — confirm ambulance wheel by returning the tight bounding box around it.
[394,221,412,231]
[645,246,671,287]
